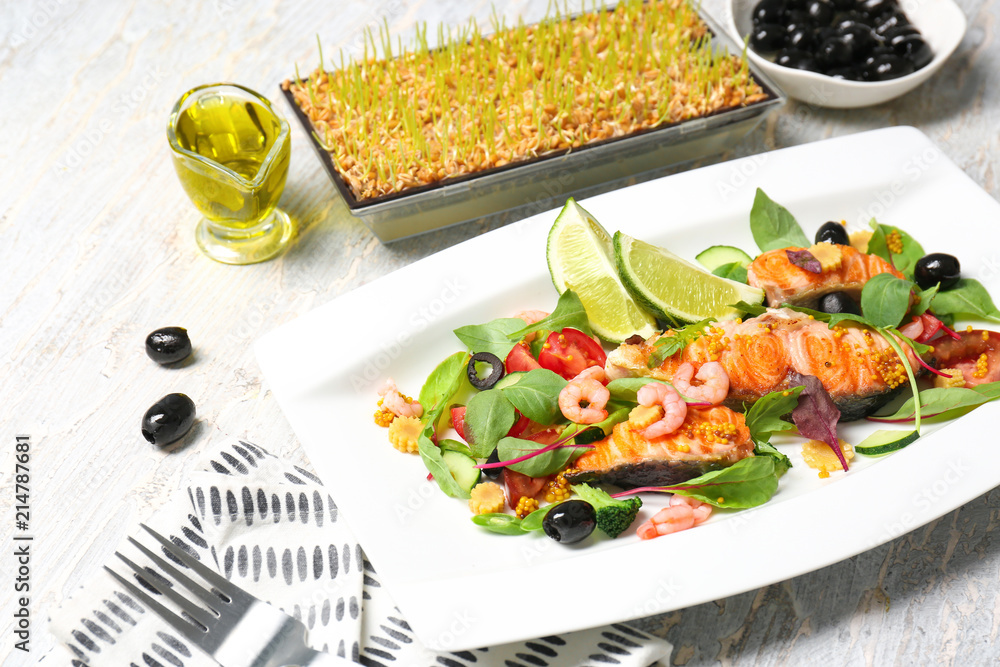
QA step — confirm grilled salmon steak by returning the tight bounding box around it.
[747,244,903,308]
[565,405,753,487]
[606,309,922,421]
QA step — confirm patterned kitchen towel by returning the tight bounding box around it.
[50,438,672,667]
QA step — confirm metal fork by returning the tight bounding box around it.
[105,524,350,667]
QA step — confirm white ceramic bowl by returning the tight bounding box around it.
[725,0,967,108]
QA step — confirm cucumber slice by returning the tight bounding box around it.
[696,245,754,271]
[855,429,920,456]
[493,371,526,390]
[442,450,482,493]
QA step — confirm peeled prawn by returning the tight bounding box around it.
[636,495,713,540]
[378,378,423,418]
[558,377,610,424]
[673,361,729,405]
[636,382,687,438]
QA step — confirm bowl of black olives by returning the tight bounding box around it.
[725,0,966,107]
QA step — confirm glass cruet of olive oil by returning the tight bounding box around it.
[167,83,294,264]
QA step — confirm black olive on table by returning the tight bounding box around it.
[141,393,196,446]
[776,48,822,71]
[542,499,597,544]
[145,327,192,365]
[819,291,862,316]
[751,24,787,52]
[815,221,850,245]
[467,351,505,390]
[914,253,961,291]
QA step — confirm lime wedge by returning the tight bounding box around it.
[614,231,765,324]
[546,199,658,344]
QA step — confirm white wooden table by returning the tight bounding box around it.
[3,0,999,664]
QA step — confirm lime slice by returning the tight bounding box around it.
[546,199,658,344]
[614,231,765,324]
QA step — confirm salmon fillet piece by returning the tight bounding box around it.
[747,244,903,308]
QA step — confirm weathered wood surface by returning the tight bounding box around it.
[1,0,998,664]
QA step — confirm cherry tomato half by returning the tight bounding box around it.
[503,468,547,508]
[505,340,541,373]
[450,406,467,441]
[538,328,607,380]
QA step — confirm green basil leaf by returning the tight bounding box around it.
[500,368,567,425]
[712,262,749,283]
[929,278,1000,322]
[647,319,712,369]
[454,318,525,358]
[606,377,671,403]
[508,290,592,340]
[662,457,778,508]
[471,513,524,535]
[744,386,805,441]
[438,438,473,457]
[497,436,579,477]
[418,430,468,498]
[465,390,517,458]
[866,220,925,278]
[418,351,470,417]
[860,272,915,328]
[913,284,939,316]
[753,441,792,477]
[732,300,768,318]
[749,188,810,253]
[872,385,1000,422]
[520,504,557,532]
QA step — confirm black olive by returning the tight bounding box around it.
[805,0,834,25]
[867,53,916,80]
[874,11,909,36]
[776,48,822,71]
[483,448,504,480]
[467,352,505,390]
[751,23,787,52]
[893,34,933,69]
[885,25,921,44]
[785,9,814,33]
[857,0,898,16]
[819,291,861,315]
[542,500,596,544]
[815,221,850,245]
[827,66,865,80]
[787,26,815,51]
[830,0,854,10]
[818,35,857,68]
[914,253,961,291]
[145,327,192,365]
[142,393,196,446]
[753,0,787,25]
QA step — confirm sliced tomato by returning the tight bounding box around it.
[450,406,467,441]
[507,414,531,438]
[503,468,547,507]
[505,340,541,372]
[538,328,607,380]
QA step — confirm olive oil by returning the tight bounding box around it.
[171,92,290,228]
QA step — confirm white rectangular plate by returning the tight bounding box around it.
[256,126,1000,651]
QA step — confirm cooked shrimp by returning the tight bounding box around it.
[636,382,687,438]
[672,362,729,405]
[515,310,549,343]
[378,378,423,418]
[558,377,610,424]
[574,365,607,384]
[636,494,712,539]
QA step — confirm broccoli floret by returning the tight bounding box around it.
[571,484,642,538]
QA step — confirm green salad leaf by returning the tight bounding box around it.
[499,368,567,425]
[871,382,1000,422]
[507,290,592,340]
[660,457,780,508]
[647,319,712,368]
[928,278,1000,322]
[453,318,525,358]
[866,219,925,278]
[496,435,581,477]
[418,429,467,498]
[750,188,810,253]
[464,389,517,458]
[860,272,915,329]
[712,262,749,283]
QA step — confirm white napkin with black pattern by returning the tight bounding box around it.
[50,438,672,666]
